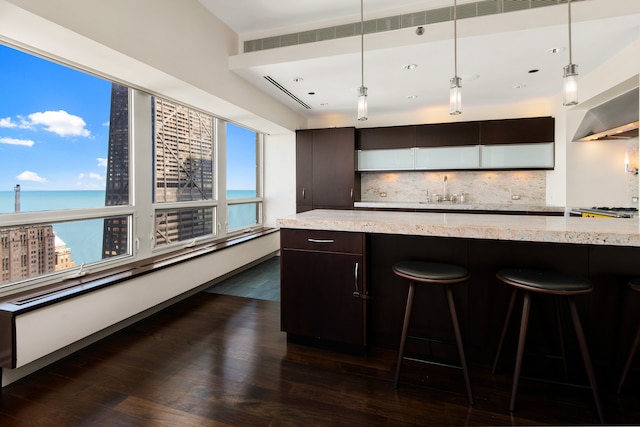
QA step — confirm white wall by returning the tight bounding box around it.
[264,133,297,226]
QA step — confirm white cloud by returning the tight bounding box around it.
[17,171,46,183]
[0,117,17,128]
[97,157,107,167]
[0,137,35,147]
[78,172,104,181]
[28,110,91,137]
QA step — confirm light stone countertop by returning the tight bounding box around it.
[354,201,566,213]
[276,209,640,247]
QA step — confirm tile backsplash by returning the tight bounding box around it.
[360,170,547,205]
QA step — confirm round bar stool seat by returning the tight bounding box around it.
[392,260,473,405]
[493,268,604,424]
[617,278,640,393]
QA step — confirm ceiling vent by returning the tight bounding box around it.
[263,76,311,109]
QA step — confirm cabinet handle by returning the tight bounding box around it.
[302,187,305,199]
[307,238,334,243]
[350,187,353,199]
[353,262,360,298]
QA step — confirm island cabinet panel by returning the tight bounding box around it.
[296,127,357,212]
[479,116,554,144]
[416,121,480,147]
[280,229,367,347]
[357,125,416,150]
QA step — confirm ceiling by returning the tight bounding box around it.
[199,0,640,125]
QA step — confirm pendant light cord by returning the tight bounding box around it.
[568,0,573,64]
[360,0,364,87]
[453,0,458,77]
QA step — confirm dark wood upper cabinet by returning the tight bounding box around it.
[357,126,416,150]
[479,117,554,145]
[296,127,356,212]
[416,122,480,147]
[295,130,313,213]
[355,117,554,151]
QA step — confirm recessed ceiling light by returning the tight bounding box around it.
[404,64,418,70]
[513,84,527,89]
[407,95,418,99]
[528,69,539,74]
[546,47,565,54]
[308,92,315,95]
[293,77,304,82]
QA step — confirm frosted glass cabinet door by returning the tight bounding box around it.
[414,146,480,170]
[356,149,414,171]
[480,143,554,169]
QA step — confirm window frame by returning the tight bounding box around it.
[0,46,266,297]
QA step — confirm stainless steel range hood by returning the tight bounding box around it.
[573,88,639,142]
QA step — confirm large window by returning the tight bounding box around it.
[0,43,264,293]
[0,43,132,289]
[226,123,263,231]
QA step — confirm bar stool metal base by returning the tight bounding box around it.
[493,268,604,424]
[392,261,474,406]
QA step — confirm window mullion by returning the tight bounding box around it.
[131,89,154,258]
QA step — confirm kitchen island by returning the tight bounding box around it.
[277,209,640,389]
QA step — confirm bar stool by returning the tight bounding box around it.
[493,268,604,424]
[617,278,640,393]
[392,260,474,405]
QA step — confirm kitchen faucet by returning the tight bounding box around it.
[443,175,449,201]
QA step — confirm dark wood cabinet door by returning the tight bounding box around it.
[416,122,480,147]
[480,117,554,144]
[295,130,313,212]
[281,249,365,346]
[311,127,355,209]
[357,126,416,149]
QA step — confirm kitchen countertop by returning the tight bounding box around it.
[276,209,640,247]
[354,201,566,213]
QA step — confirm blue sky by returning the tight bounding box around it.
[0,43,111,191]
[0,43,256,192]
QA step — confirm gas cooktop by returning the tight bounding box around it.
[571,207,639,218]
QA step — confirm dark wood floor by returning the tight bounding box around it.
[1,260,639,426]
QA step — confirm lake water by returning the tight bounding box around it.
[0,190,258,265]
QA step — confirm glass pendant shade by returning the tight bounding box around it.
[449,77,462,115]
[563,63,578,106]
[357,86,368,121]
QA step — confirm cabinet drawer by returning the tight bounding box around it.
[281,229,364,254]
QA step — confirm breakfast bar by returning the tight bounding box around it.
[277,209,640,390]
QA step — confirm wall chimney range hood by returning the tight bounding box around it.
[573,88,639,142]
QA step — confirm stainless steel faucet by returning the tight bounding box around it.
[443,175,448,201]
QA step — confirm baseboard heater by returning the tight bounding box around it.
[0,231,279,382]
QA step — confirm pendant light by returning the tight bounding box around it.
[357,0,368,121]
[449,0,462,115]
[563,0,578,106]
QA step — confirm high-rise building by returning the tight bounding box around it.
[54,235,76,271]
[102,85,215,253]
[152,97,214,246]
[1,225,56,284]
[102,83,130,258]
